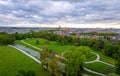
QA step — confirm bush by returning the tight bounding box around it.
[36,40,39,44]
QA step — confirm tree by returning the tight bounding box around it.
[77,46,93,58]
[103,44,112,56]
[29,30,35,38]
[93,39,104,51]
[103,44,119,59]
[63,50,86,76]
[0,34,8,45]
[48,57,62,76]
[40,45,55,69]
[0,33,15,45]
[87,39,95,47]
[7,34,15,44]
[80,38,88,46]
[40,48,50,69]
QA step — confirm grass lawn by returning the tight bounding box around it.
[98,52,117,65]
[82,70,100,76]
[85,62,116,74]
[24,38,76,54]
[0,45,51,76]
[86,54,96,61]
[17,38,96,62]
[92,51,117,65]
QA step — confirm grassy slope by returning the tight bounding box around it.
[85,62,116,74]
[24,38,76,54]
[98,52,117,65]
[0,45,51,76]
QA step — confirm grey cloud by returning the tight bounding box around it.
[0,0,120,25]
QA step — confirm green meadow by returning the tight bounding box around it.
[0,45,51,76]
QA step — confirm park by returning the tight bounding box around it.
[0,31,119,76]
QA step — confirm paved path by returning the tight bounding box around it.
[84,67,106,76]
[21,40,42,50]
[21,40,65,59]
[85,52,115,67]
[21,40,116,76]
[9,45,41,64]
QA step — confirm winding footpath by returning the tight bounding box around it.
[12,40,115,76]
[84,52,115,67]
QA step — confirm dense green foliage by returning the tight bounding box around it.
[103,44,120,59]
[40,46,86,76]
[35,40,39,44]
[48,58,62,76]
[80,32,118,36]
[63,50,85,76]
[0,32,15,45]
[40,47,62,76]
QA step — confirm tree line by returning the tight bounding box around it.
[0,32,15,45]
[1,30,120,60]
[80,32,118,36]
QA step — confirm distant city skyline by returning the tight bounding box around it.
[0,0,120,28]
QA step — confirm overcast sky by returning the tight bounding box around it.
[0,0,120,28]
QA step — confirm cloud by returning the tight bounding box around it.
[0,0,120,28]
